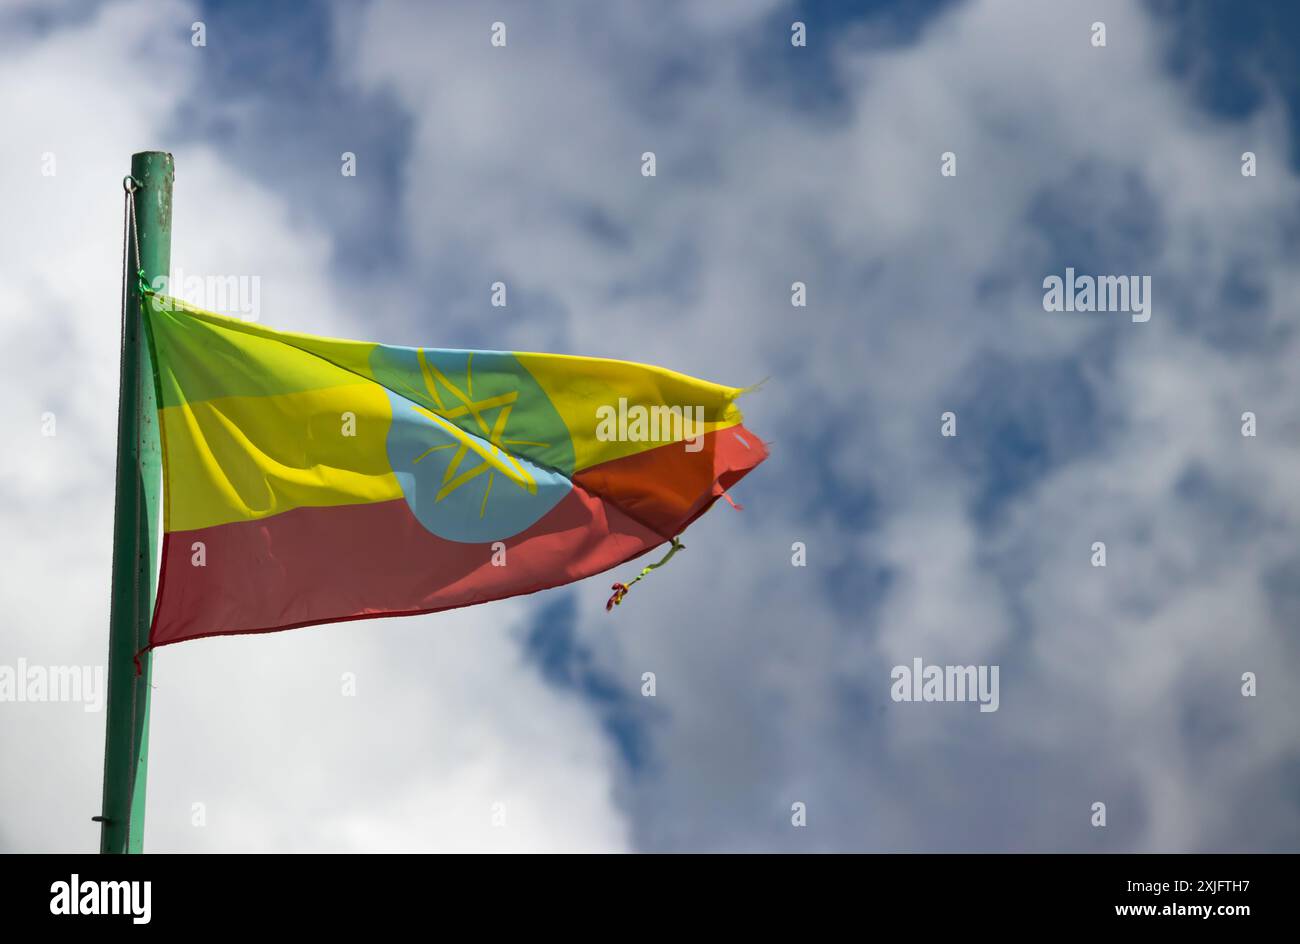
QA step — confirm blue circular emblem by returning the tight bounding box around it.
[373,348,575,544]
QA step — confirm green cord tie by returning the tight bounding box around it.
[124,177,156,300]
[606,537,684,611]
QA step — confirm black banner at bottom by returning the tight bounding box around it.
[2,853,1284,930]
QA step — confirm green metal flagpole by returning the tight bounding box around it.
[98,151,172,854]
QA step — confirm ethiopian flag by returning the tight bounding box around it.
[140,296,766,651]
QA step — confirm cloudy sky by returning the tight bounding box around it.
[2,0,1298,852]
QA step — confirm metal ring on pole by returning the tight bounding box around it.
[123,176,140,193]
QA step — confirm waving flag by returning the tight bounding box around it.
[140,295,766,651]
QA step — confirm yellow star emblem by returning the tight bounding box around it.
[410,350,550,517]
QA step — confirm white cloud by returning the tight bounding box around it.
[4,0,1298,852]
[0,0,629,853]
[344,0,1300,850]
